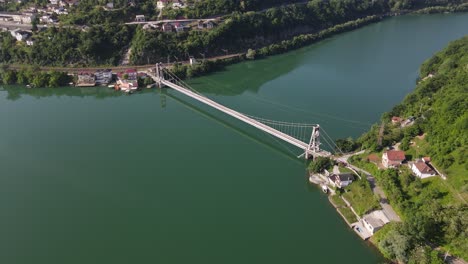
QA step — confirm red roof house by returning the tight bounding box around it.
[391,116,402,124]
[411,161,436,179]
[382,150,406,168]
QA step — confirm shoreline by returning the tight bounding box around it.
[2,5,467,87]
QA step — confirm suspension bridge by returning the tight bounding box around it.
[147,63,334,159]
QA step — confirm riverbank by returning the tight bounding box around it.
[2,4,467,87]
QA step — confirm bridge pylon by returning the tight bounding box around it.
[155,63,164,88]
[305,125,321,159]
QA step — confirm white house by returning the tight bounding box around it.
[411,161,436,179]
[382,150,406,168]
[10,29,31,41]
[362,210,390,235]
[156,0,169,10]
[328,173,354,188]
[135,15,145,22]
[172,0,185,9]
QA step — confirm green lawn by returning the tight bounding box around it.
[349,152,381,176]
[339,166,354,174]
[338,207,358,224]
[408,137,467,203]
[343,179,381,216]
[330,195,347,208]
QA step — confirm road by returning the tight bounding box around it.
[337,151,401,222]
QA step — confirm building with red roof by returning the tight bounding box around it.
[411,161,436,179]
[382,150,406,168]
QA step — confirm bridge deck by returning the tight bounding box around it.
[147,71,330,158]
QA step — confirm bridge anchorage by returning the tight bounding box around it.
[149,63,331,160]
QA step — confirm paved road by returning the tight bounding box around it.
[367,176,401,222]
[337,151,401,222]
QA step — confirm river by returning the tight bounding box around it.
[0,13,467,264]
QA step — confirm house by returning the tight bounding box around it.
[62,0,79,6]
[197,20,216,30]
[172,0,185,9]
[105,2,114,9]
[117,69,138,91]
[382,150,405,168]
[0,16,13,22]
[205,20,215,29]
[411,160,436,179]
[26,39,35,46]
[49,0,59,5]
[2,12,37,24]
[361,210,390,235]
[173,22,186,33]
[328,173,354,188]
[135,15,145,22]
[156,0,169,10]
[76,72,96,87]
[54,6,69,15]
[10,29,31,41]
[391,116,402,124]
[197,20,204,29]
[40,15,57,23]
[95,69,113,85]
[189,56,197,65]
[162,23,173,32]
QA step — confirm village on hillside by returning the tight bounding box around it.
[308,114,448,241]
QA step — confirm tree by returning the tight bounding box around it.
[408,245,444,264]
[309,157,333,173]
[2,70,16,84]
[379,228,412,263]
[335,137,358,153]
[246,48,256,59]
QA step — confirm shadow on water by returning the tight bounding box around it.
[163,89,307,166]
[187,45,317,96]
[0,85,127,101]
[0,85,307,166]
[0,42,314,100]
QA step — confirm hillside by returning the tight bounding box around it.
[352,36,467,262]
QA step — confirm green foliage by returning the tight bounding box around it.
[246,48,256,60]
[343,177,380,216]
[337,207,358,224]
[0,67,71,87]
[335,137,360,153]
[308,157,333,174]
[330,195,347,208]
[359,35,468,181]
[2,70,17,85]
[379,226,412,263]
[358,37,468,259]
[0,24,134,66]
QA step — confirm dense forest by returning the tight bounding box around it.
[130,0,467,64]
[0,0,466,67]
[347,36,468,263]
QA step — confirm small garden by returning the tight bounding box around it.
[342,178,380,217]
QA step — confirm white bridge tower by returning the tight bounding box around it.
[305,125,321,159]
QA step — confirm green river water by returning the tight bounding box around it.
[1,13,467,264]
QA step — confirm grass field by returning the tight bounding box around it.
[343,179,380,216]
[337,207,358,224]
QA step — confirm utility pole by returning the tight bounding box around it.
[377,121,385,147]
